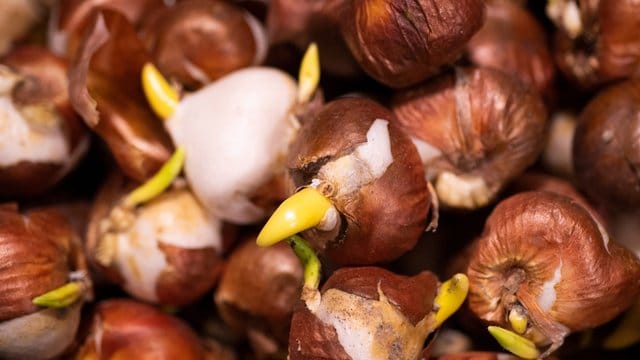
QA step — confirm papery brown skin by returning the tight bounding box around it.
[392,67,547,210]
[467,0,556,102]
[0,204,88,321]
[0,0,44,56]
[215,238,302,359]
[50,0,166,59]
[573,79,640,210]
[339,0,485,88]
[76,299,209,360]
[69,9,173,182]
[140,0,264,89]
[86,172,229,306]
[467,191,640,349]
[288,96,430,265]
[289,267,438,360]
[553,0,640,89]
[0,46,88,198]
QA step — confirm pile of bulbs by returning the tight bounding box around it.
[0,0,639,359]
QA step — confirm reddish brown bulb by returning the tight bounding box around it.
[69,9,173,181]
[140,0,267,89]
[573,79,640,210]
[338,0,485,87]
[392,67,547,210]
[289,267,439,360]
[467,0,556,102]
[0,46,88,198]
[467,191,640,355]
[550,0,640,89]
[215,237,302,359]
[0,204,90,359]
[287,96,430,265]
[76,299,212,360]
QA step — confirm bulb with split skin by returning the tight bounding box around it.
[214,236,303,359]
[76,298,230,360]
[86,169,231,306]
[391,67,547,211]
[141,43,322,224]
[277,235,468,360]
[256,96,432,265]
[0,204,91,360]
[0,45,89,198]
[466,191,640,359]
[139,0,268,89]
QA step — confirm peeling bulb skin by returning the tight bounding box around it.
[139,0,267,89]
[339,0,486,87]
[86,173,227,306]
[467,192,640,356]
[0,46,89,198]
[215,238,303,358]
[77,299,211,360]
[165,67,298,224]
[392,67,547,211]
[551,0,640,89]
[573,79,640,210]
[0,206,90,359]
[289,267,440,360]
[286,97,430,265]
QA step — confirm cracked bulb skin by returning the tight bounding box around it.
[139,0,267,89]
[550,0,640,89]
[76,299,212,360]
[289,267,439,360]
[286,96,430,265]
[0,46,88,198]
[338,0,485,88]
[391,67,547,211]
[467,192,640,355]
[573,79,640,210]
[215,238,303,359]
[86,173,228,306]
[0,204,90,360]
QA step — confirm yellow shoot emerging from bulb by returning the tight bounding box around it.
[488,326,540,360]
[509,308,528,335]
[434,273,469,327]
[287,235,320,290]
[256,187,333,247]
[142,63,179,120]
[297,42,320,104]
[123,146,186,208]
[32,282,83,308]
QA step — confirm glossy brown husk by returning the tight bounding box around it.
[573,79,640,210]
[467,191,640,346]
[339,0,485,88]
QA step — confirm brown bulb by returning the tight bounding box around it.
[288,96,430,265]
[0,46,89,198]
[215,237,302,359]
[467,0,556,103]
[550,0,640,89]
[140,0,267,89]
[76,299,210,360]
[392,67,547,210]
[69,9,173,182]
[289,267,438,359]
[0,204,90,359]
[573,78,640,210]
[467,191,640,355]
[338,0,485,88]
